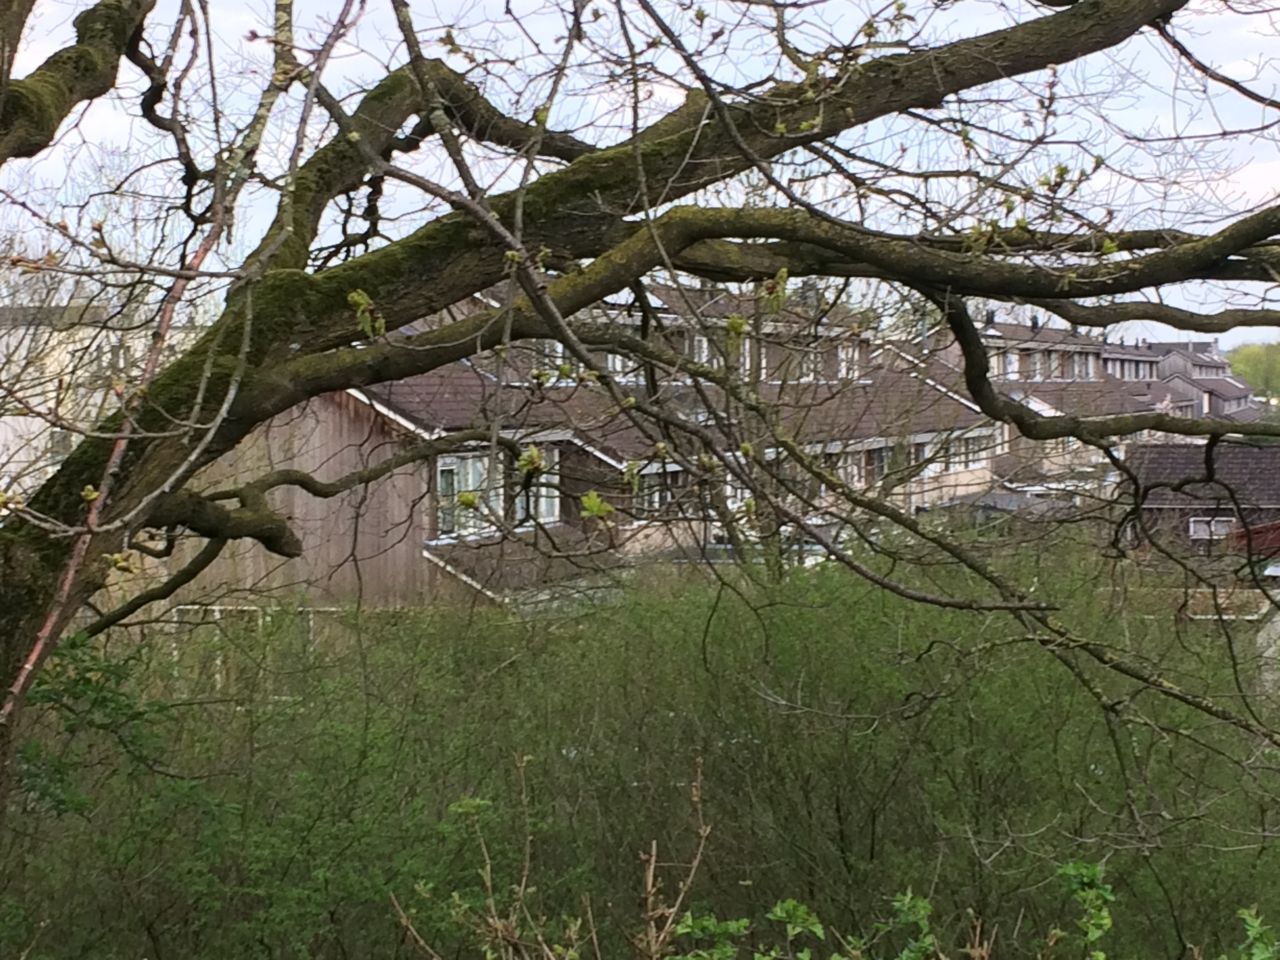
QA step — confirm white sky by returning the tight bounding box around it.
[4,0,1278,349]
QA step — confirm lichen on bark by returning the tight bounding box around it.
[0,0,154,161]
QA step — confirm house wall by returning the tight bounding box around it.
[1137,506,1280,556]
[906,464,992,507]
[1,313,205,490]
[173,391,439,607]
[0,414,45,490]
[1158,353,1194,381]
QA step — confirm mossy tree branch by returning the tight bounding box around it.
[0,0,154,162]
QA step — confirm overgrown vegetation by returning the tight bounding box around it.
[0,554,1276,958]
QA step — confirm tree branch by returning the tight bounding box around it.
[83,537,227,638]
[0,0,155,162]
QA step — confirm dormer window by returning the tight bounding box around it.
[838,341,862,380]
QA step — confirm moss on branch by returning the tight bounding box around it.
[0,0,154,161]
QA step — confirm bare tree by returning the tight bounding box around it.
[0,0,1279,809]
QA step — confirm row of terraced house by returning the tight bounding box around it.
[0,287,1270,607]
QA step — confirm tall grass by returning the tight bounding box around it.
[1,557,1276,959]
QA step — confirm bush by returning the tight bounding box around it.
[1,557,1277,958]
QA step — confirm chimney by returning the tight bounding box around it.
[983,308,996,329]
[1029,314,1040,332]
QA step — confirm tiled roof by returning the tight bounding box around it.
[1197,377,1253,400]
[908,343,1146,419]
[361,353,987,470]
[1099,343,1159,360]
[1126,442,1280,508]
[1227,404,1268,424]
[1145,340,1221,357]
[1003,378,1151,417]
[976,321,1099,348]
[643,283,870,329]
[0,305,112,329]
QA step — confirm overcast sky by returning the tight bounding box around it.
[5,0,1278,349]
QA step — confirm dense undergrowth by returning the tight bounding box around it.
[1,551,1277,959]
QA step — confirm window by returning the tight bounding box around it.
[528,339,571,378]
[725,477,753,509]
[515,447,561,525]
[606,351,641,381]
[1188,516,1234,540]
[435,454,500,538]
[1023,350,1042,381]
[87,342,128,386]
[946,436,989,470]
[1072,352,1094,380]
[837,341,861,380]
[797,347,825,382]
[864,446,891,483]
[637,470,685,515]
[839,451,863,486]
[691,335,720,370]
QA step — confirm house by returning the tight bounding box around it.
[1123,442,1280,554]
[150,284,1011,605]
[0,303,204,492]
[11,289,1277,609]
[901,315,1151,499]
[1102,337,1264,422]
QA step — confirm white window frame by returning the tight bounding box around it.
[435,453,501,539]
[691,334,714,367]
[1024,350,1042,381]
[837,341,861,380]
[638,470,683,515]
[527,339,573,381]
[797,346,825,382]
[839,451,864,486]
[724,477,753,510]
[515,447,561,526]
[946,435,989,471]
[605,351,641,382]
[864,446,891,483]
[1188,516,1234,541]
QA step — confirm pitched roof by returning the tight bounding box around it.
[1099,342,1160,360]
[1197,377,1253,400]
[359,350,987,473]
[977,321,1099,349]
[0,304,113,329]
[642,283,871,330]
[1003,378,1151,418]
[1126,442,1280,508]
[1227,404,1268,424]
